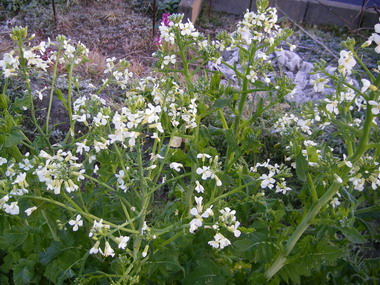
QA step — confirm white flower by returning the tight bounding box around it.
[89,240,102,255]
[189,196,213,233]
[330,197,340,208]
[195,180,204,193]
[246,70,258,83]
[76,140,90,155]
[219,207,237,224]
[227,221,241,237]
[349,175,365,191]
[338,50,356,75]
[142,245,149,258]
[170,162,183,172]
[0,157,8,165]
[103,241,115,257]
[116,236,130,250]
[189,218,202,234]
[297,119,312,135]
[369,100,380,115]
[196,166,214,180]
[25,206,37,216]
[260,172,276,189]
[208,233,231,249]
[215,175,222,186]
[12,172,29,189]
[0,195,9,208]
[4,202,20,215]
[94,140,109,152]
[372,33,380,53]
[375,23,380,33]
[162,55,176,67]
[93,112,109,126]
[304,140,317,147]
[325,99,339,115]
[275,179,291,194]
[197,153,211,160]
[342,154,353,168]
[361,79,371,93]
[69,214,83,231]
[334,174,343,184]
[310,75,328,93]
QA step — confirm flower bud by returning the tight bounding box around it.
[369,85,378,91]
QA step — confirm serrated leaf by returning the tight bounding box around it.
[13,258,35,285]
[39,241,63,265]
[212,98,232,109]
[14,96,31,110]
[184,258,227,285]
[3,128,24,148]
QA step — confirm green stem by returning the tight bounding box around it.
[133,139,150,259]
[22,195,139,234]
[83,174,117,192]
[265,83,375,280]
[218,109,229,130]
[307,173,318,202]
[17,39,52,149]
[45,44,63,133]
[64,61,76,142]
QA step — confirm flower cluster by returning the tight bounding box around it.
[0,51,19,78]
[35,150,85,194]
[0,155,35,216]
[250,159,292,194]
[158,14,200,46]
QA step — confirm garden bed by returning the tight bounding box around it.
[0,1,379,284]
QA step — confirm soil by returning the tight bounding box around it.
[1,0,157,77]
[1,0,377,77]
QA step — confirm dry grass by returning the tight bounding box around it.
[128,59,147,77]
[80,47,107,80]
[0,35,14,56]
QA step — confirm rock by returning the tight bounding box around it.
[208,43,341,104]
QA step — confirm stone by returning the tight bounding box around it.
[178,0,204,23]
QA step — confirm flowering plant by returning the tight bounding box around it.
[0,0,379,283]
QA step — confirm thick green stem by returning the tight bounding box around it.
[265,84,375,280]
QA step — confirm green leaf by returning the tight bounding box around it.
[340,227,367,244]
[225,129,239,151]
[0,228,29,249]
[13,258,35,285]
[39,241,63,265]
[355,205,380,220]
[3,127,24,148]
[184,258,227,285]
[210,73,221,91]
[14,96,31,110]
[212,98,232,109]
[295,153,308,182]
[56,89,67,110]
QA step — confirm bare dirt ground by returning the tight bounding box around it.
[1,1,158,77]
[0,0,377,77]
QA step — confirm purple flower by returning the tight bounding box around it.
[161,13,171,26]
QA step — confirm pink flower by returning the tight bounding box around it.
[161,13,171,26]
